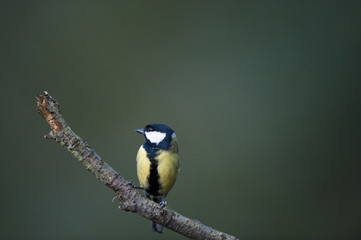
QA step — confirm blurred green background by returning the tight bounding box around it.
[1,1,361,239]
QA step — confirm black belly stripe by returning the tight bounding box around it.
[143,144,160,196]
[147,158,160,196]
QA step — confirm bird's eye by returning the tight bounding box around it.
[147,127,153,132]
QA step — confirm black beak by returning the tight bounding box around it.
[135,128,145,135]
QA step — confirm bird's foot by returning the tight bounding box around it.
[125,180,143,189]
[159,200,167,209]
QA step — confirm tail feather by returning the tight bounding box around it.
[146,193,165,233]
[152,221,164,233]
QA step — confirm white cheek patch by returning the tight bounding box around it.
[145,131,166,144]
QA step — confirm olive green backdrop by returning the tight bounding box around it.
[1,1,360,239]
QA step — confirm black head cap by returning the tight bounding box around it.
[136,123,175,149]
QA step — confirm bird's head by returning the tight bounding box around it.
[136,123,176,149]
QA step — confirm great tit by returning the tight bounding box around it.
[135,123,179,233]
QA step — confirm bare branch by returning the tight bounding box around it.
[36,91,238,240]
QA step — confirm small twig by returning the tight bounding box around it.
[36,91,238,240]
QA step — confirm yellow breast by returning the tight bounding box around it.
[136,146,151,189]
[136,138,179,196]
[156,149,178,195]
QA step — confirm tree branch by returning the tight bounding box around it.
[36,91,238,240]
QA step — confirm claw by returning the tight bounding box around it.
[125,180,134,186]
[159,200,167,208]
[159,195,167,209]
[125,180,143,189]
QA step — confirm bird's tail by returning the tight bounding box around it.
[152,221,164,233]
[146,193,164,233]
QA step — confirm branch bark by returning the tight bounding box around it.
[36,91,238,240]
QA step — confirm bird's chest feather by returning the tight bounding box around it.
[136,146,151,189]
[136,144,178,195]
[156,150,178,195]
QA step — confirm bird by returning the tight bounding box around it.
[135,123,179,233]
